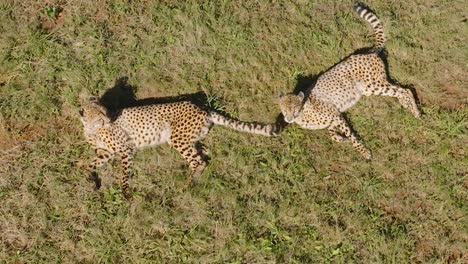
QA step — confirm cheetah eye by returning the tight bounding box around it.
[79,109,84,116]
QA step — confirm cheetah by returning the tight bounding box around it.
[278,3,421,160]
[79,96,278,197]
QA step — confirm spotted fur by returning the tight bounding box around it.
[79,97,278,197]
[278,3,421,160]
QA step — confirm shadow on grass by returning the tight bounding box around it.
[98,77,210,120]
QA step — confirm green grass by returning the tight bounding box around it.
[1,0,467,263]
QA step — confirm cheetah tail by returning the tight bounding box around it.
[209,112,279,137]
[353,3,386,52]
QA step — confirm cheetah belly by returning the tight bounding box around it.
[130,127,172,148]
[311,81,364,113]
[297,119,330,130]
[336,82,366,112]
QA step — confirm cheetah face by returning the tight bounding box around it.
[79,97,110,133]
[278,92,304,123]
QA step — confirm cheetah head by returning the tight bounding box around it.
[79,97,111,134]
[278,91,304,123]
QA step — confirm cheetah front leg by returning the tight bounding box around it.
[119,147,135,199]
[86,149,115,190]
[330,116,372,160]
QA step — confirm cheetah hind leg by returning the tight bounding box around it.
[397,88,421,119]
[191,162,207,182]
[191,142,209,184]
[188,144,208,186]
[171,141,208,187]
[366,83,421,119]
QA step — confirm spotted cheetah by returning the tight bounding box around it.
[79,97,278,197]
[278,3,421,160]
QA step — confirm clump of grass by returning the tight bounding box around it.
[206,92,239,118]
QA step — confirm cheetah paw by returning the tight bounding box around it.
[123,190,133,200]
[362,151,372,160]
[87,172,102,190]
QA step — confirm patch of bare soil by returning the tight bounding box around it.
[0,117,77,172]
[38,6,65,32]
[438,84,467,110]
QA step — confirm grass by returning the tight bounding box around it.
[0,0,467,263]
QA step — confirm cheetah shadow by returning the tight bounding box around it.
[99,77,211,120]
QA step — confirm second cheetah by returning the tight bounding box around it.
[79,97,278,197]
[278,3,421,160]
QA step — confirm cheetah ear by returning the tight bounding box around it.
[297,91,305,100]
[89,96,99,103]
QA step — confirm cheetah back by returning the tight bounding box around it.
[311,53,387,112]
[114,101,211,148]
